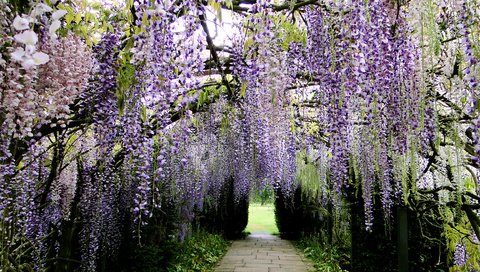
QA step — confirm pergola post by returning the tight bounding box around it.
[397,206,409,272]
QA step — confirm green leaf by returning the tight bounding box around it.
[208,0,222,22]
[198,91,207,106]
[140,105,147,123]
[142,13,149,27]
[80,25,88,36]
[224,0,233,9]
[75,13,82,24]
[240,81,248,98]
[244,37,254,53]
[58,3,73,13]
[91,2,103,10]
[65,13,74,25]
[84,12,93,22]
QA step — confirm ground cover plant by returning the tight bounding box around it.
[166,231,230,272]
[132,230,229,272]
[0,0,479,271]
[297,235,350,272]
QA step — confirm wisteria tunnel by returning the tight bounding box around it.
[0,0,480,271]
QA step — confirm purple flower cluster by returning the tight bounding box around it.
[124,0,208,240]
[453,243,468,266]
[228,1,298,197]
[2,0,468,270]
[91,32,120,157]
[76,33,126,270]
[459,2,480,174]
[291,0,430,226]
[0,137,57,270]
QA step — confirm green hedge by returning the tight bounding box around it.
[197,176,249,239]
[274,184,325,240]
[297,235,349,272]
[131,230,229,272]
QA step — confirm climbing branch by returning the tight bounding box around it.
[222,0,331,13]
[198,6,235,100]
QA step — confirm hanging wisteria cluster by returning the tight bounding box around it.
[0,1,95,269]
[0,0,215,269]
[229,0,297,196]
[289,0,432,229]
[460,2,480,169]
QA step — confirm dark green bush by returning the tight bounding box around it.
[197,176,248,239]
[132,242,177,272]
[274,184,325,239]
[250,185,275,205]
[128,198,182,272]
[125,175,243,271]
[130,230,229,272]
[345,182,448,272]
[167,230,230,272]
[297,234,349,272]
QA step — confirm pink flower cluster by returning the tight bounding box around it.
[1,3,88,138]
[38,35,92,127]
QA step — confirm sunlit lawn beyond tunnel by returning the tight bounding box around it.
[245,203,279,234]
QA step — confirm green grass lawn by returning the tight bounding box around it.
[245,203,279,234]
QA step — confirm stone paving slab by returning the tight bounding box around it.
[215,233,314,272]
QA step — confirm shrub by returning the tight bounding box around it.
[250,185,275,205]
[297,235,349,272]
[130,230,229,272]
[167,230,230,272]
[274,184,325,239]
[197,176,249,239]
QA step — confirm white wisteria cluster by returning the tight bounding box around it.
[10,4,67,69]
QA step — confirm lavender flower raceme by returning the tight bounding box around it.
[290,0,429,226]
[453,243,468,266]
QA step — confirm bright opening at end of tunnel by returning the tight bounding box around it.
[245,203,279,235]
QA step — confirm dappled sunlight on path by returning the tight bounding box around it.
[215,233,314,272]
